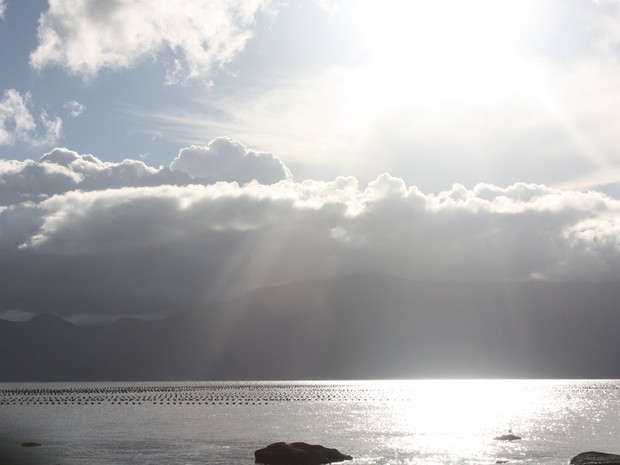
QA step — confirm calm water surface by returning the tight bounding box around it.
[1,380,619,465]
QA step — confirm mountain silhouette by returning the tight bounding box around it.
[2,273,620,381]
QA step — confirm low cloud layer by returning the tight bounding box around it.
[0,137,290,205]
[29,0,271,82]
[1,140,619,320]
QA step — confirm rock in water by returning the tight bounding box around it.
[570,452,620,465]
[255,442,353,465]
[494,434,521,441]
[21,442,42,447]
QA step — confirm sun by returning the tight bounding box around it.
[344,0,537,109]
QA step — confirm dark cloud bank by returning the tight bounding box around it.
[1,138,620,379]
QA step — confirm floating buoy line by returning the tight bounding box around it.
[0,383,414,406]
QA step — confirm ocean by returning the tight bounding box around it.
[1,380,619,465]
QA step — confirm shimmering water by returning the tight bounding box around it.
[1,380,619,465]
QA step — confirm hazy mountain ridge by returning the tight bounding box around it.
[2,273,620,381]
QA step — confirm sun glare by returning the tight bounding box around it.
[381,380,553,460]
[346,0,536,109]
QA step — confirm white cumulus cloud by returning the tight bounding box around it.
[170,137,293,184]
[0,0,6,20]
[30,0,272,82]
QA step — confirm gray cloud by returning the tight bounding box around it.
[1,145,619,320]
[0,139,291,206]
[0,148,171,206]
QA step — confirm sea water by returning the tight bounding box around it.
[1,380,619,465]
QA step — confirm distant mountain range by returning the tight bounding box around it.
[2,273,620,381]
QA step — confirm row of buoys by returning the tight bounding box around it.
[0,384,413,406]
[1,383,389,396]
[1,397,404,405]
[1,395,397,402]
[0,401,269,405]
[1,393,401,400]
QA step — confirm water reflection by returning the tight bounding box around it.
[356,379,615,465]
[1,380,619,465]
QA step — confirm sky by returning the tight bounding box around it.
[1,0,620,322]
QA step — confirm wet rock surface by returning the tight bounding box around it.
[570,452,620,465]
[255,442,352,465]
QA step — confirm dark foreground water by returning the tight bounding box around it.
[1,380,619,465]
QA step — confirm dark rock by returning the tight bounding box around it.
[494,434,521,441]
[570,451,620,465]
[255,442,352,465]
[21,442,42,447]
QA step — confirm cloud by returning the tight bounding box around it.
[0,89,62,146]
[0,158,80,205]
[0,89,36,145]
[1,144,620,319]
[0,148,163,205]
[39,110,63,145]
[0,0,6,20]
[170,137,293,184]
[29,0,272,82]
[0,139,292,206]
[63,100,86,118]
